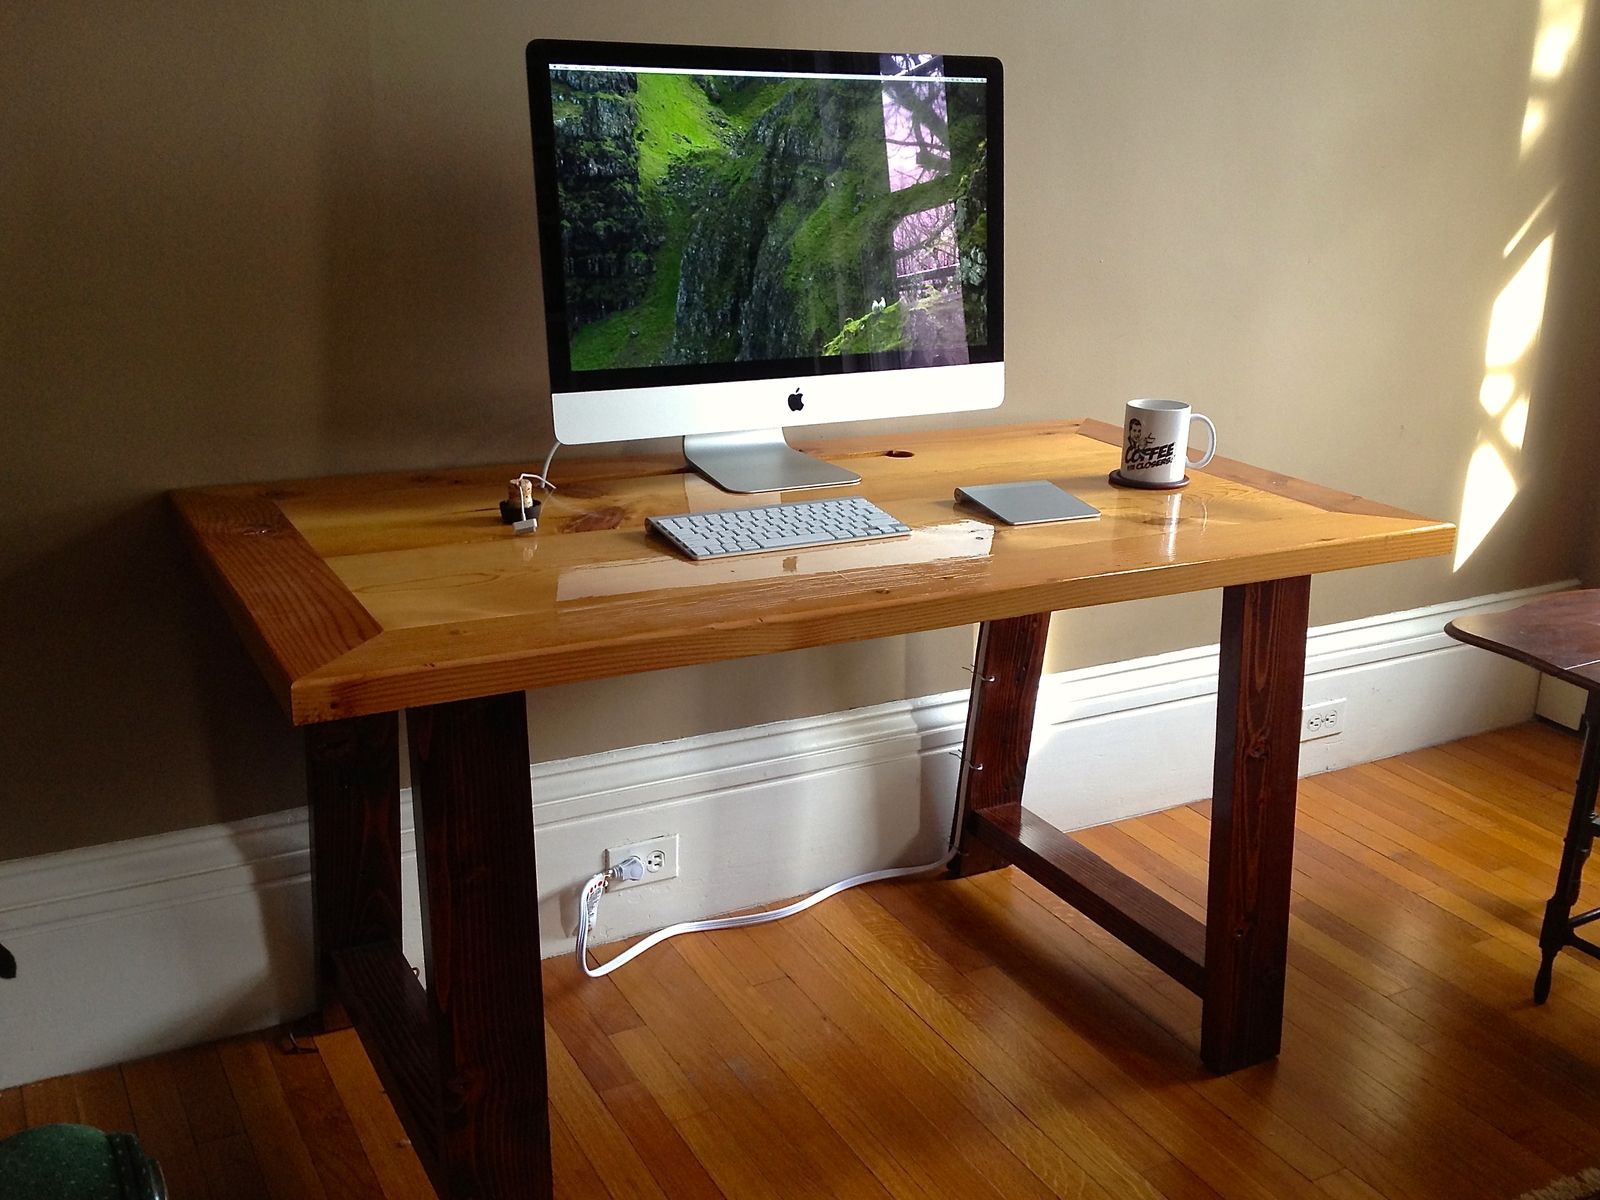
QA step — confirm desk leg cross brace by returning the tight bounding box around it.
[951,577,1312,1075]
[310,694,553,1200]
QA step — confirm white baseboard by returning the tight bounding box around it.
[1536,675,1588,730]
[0,583,1568,1089]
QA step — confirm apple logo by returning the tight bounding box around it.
[787,389,804,412]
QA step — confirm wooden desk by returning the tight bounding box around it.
[173,418,1453,1200]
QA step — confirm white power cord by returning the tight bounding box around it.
[576,760,972,978]
[538,439,561,492]
[575,848,957,978]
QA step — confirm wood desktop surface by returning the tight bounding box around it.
[171,419,1454,725]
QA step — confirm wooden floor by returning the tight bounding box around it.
[5,723,1600,1200]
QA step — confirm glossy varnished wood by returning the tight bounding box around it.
[172,422,1453,724]
[23,726,1600,1200]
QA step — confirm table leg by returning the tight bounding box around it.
[409,692,552,1200]
[1202,576,1311,1074]
[306,713,402,1031]
[950,613,1051,877]
[1533,689,1600,1003]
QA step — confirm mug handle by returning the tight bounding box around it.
[1187,414,1217,469]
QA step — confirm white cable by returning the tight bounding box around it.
[575,762,973,978]
[576,849,956,978]
[538,439,561,492]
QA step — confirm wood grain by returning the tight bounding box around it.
[316,1027,437,1200]
[171,421,1453,723]
[269,1030,387,1200]
[15,724,1600,1200]
[216,1034,330,1200]
[170,489,382,713]
[1203,576,1312,1073]
[123,1055,212,1200]
[950,613,1051,877]
[409,692,552,1200]
[306,712,402,1030]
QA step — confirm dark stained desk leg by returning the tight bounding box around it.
[1533,689,1600,1004]
[306,713,402,1032]
[1202,576,1311,1074]
[409,692,552,1200]
[950,613,1052,878]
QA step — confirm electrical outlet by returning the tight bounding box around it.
[1301,699,1346,742]
[605,834,679,891]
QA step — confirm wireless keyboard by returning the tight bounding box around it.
[647,496,911,560]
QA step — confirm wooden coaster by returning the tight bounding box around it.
[1108,469,1190,491]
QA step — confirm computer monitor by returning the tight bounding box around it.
[525,40,1004,493]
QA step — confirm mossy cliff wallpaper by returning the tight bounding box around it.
[549,59,989,370]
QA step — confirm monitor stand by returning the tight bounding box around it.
[683,429,860,495]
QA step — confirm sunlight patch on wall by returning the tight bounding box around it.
[1500,397,1530,449]
[1478,373,1516,416]
[1522,0,1586,153]
[1455,442,1519,569]
[1504,190,1557,257]
[1532,0,1586,79]
[1484,235,1554,368]
[1521,99,1549,153]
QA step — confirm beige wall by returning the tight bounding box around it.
[4,2,1597,859]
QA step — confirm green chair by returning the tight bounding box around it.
[0,1125,166,1200]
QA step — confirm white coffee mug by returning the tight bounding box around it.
[1120,399,1217,486]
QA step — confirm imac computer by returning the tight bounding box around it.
[525,40,1003,494]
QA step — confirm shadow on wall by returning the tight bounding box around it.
[0,498,301,859]
[310,20,553,476]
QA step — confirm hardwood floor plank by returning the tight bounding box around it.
[197,1130,271,1200]
[967,873,1437,1200]
[677,931,1011,1200]
[314,1028,435,1200]
[713,921,1072,1200]
[605,938,878,1199]
[216,1034,330,1200]
[0,1089,24,1140]
[549,1108,612,1200]
[21,1074,77,1127]
[546,959,726,1199]
[71,1066,135,1133]
[611,1023,796,1200]
[268,1033,387,1200]
[169,1043,247,1145]
[546,1022,670,1200]
[123,1055,213,1200]
[768,902,1173,1199]
[814,889,1241,1198]
[748,908,1113,1200]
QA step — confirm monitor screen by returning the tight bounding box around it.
[528,43,1002,393]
